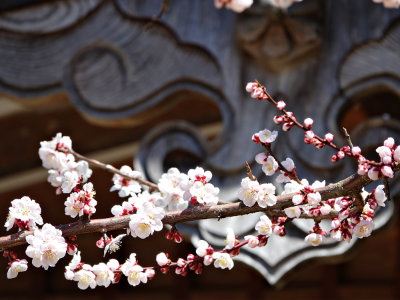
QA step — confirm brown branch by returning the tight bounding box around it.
[0,170,379,250]
[67,148,159,191]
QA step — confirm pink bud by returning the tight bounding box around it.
[331,155,338,162]
[382,156,392,165]
[286,111,294,118]
[324,133,334,143]
[96,238,105,249]
[273,115,283,125]
[351,146,361,156]
[245,82,256,93]
[381,165,394,178]
[251,87,264,99]
[384,137,395,149]
[303,118,314,129]
[357,164,368,176]
[282,122,293,131]
[331,218,341,230]
[305,131,315,139]
[276,101,286,110]
[337,151,345,159]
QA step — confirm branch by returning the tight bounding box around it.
[0,170,378,250]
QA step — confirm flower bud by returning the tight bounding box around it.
[303,118,314,129]
[324,133,334,143]
[351,146,361,156]
[276,101,286,110]
[246,82,256,93]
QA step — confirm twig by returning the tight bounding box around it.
[342,127,353,148]
[382,177,391,202]
[245,161,256,181]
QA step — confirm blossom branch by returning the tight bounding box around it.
[0,168,388,250]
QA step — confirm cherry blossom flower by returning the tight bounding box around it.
[307,192,321,206]
[353,220,374,238]
[237,177,261,207]
[244,235,260,248]
[121,254,148,286]
[304,233,325,246]
[212,253,234,270]
[374,185,387,207]
[128,202,164,239]
[5,196,43,231]
[196,240,211,257]
[257,129,278,144]
[110,166,142,198]
[26,223,67,270]
[92,263,114,287]
[262,156,279,176]
[224,228,236,250]
[284,206,301,218]
[7,259,28,279]
[103,234,126,257]
[214,0,253,12]
[156,252,170,267]
[258,183,277,207]
[74,264,96,290]
[255,215,273,237]
[158,168,189,210]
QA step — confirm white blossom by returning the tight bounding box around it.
[104,234,126,257]
[374,185,387,207]
[238,177,261,207]
[262,156,278,176]
[284,206,301,218]
[353,220,374,238]
[188,181,220,206]
[158,168,189,210]
[5,196,43,231]
[61,171,79,194]
[214,0,253,12]
[304,233,325,246]
[224,228,236,250]
[121,254,147,287]
[25,224,67,270]
[74,264,96,290]
[110,166,142,197]
[244,235,259,248]
[128,202,164,239]
[7,259,28,279]
[156,252,169,266]
[92,263,114,287]
[255,215,272,236]
[307,192,321,206]
[213,252,234,270]
[196,240,210,257]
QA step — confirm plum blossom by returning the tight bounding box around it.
[61,171,80,194]
[110,166,142,197]
[7,259,28,279]
[353,220,374,238]
[188,181,220,206]
[64,182,97,218]
[258,183,277,207]
[394,146,400,162]
[224,228,236,250]
[304,233,325,246]
[237,177,261,207]
[196,240,211,257]
[5,196,43,231]
[25,223,67,270]
[92,263,114,287]
[368,167,380,181]
[257,129,278,144]
[121,254,148,286]
[262,156,279,176]
[103,234,127,257]
[212,253,234,270]
[244,235,259,248]
[74,264,96,290]
[284,206,301,218]
[214,0,253,12]
[128,202,164,239]
[255,215,273,237]
[374,185,387,207]
[156,252,170,267]
[307,192,321,206]
[158,168,189,211]
[276,157,295,183]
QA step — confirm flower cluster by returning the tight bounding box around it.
[214,0,253,12]
[4,196,43,231]
[39,133,92,194]
[25,224,67,270]
[64,182,97,218]
[110,165,143,197]
[158,167,219,209]
[237,177,277,207]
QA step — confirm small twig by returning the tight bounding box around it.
[342,127,353,148]
[67,149,160,192]
[245,161,256,181]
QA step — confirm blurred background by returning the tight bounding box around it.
[1,0,400,299]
